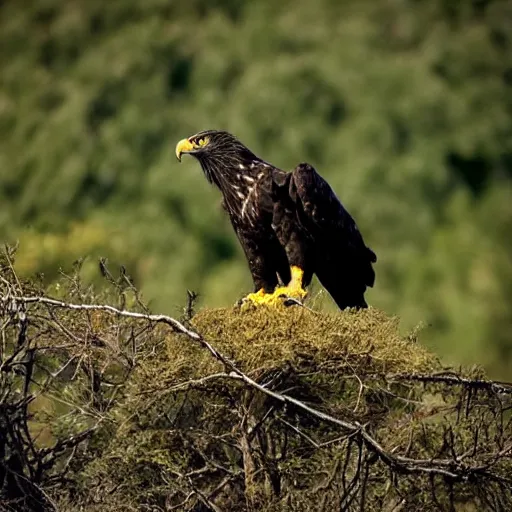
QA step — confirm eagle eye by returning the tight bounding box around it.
[195,136,209,148]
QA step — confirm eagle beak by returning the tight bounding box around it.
[175,138,195,162]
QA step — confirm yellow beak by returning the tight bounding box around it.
[175,138,195,162]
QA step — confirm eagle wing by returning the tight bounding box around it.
[272,163,376,309]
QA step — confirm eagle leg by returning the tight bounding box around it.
[268,265,307,302]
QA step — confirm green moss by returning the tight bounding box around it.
[138,305,438,390]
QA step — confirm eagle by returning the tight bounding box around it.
[175,130,377,309]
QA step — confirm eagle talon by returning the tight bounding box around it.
[240,284,308,309]
[235,297,247,307]
[283,297,302,307]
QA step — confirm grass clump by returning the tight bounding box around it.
[192,305,436,373]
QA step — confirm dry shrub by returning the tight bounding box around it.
[1,252,510,511]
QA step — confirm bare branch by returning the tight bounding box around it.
[389,372,512,395]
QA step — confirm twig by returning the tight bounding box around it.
[279,417,320,448]
[136,372,243,396]
[388,372,512,395]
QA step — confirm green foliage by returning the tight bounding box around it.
[1,0,512,377]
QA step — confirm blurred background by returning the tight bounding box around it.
[1,0,511,379]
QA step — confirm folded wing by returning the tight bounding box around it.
[272,162,377,309]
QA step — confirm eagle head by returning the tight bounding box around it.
[175,130,260,186]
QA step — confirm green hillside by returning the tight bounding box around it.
[1,0,512,377]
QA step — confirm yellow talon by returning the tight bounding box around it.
[241,266,307,307]
[244,288,267,305]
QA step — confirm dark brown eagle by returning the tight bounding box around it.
[176,130,376,309]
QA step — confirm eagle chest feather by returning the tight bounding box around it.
[224,165,268,227]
